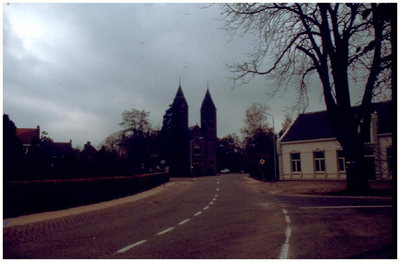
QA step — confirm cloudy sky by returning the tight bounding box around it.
[3,3,330,148]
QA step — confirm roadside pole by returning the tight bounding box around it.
[260,159,265,182]
[161,160,166,188]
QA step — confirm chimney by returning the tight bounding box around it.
[85,141,91,149]
[36,125,40,140]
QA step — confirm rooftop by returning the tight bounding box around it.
[281,101,393,142]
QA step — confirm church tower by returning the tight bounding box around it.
[165,83,190,177]
[172,83,189,130]
[200,88,217,175]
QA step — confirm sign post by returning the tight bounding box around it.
[161,160,166,188]
[260,159,265,182]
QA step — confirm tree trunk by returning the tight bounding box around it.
[333,113,371,195]
[342,140,371,195]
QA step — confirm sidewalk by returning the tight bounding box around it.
[244,176,393,197]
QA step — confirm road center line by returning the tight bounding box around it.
[216,188,219,191]
[213,198,217,201]
[117,240,147,253]
[203,206,210,210]
[179,219,190,225]
[157,227,175,235]
[299,205,392,209]
[209,201,214,205]
[194,211,202,216]
[215,195,218,197]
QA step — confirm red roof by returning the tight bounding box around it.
[16,127,40,145]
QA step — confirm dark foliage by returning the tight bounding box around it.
[243,128,276,181]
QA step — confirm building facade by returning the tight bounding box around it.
[277,101,393,181]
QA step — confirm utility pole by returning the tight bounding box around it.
[265,112,277,181]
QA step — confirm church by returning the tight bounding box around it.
[159,83,217,177]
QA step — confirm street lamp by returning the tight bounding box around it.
[265,112,277,181]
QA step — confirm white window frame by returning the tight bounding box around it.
[291,153,301,173]
[314,151,326,172]
[337,150,346,172]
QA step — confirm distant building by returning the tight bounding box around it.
[277,101,393,181]
[16,125,40,154]
[78,141,98,162]
[160,84,217,176]
[52,140,74,157]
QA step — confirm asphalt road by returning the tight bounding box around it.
[3,173,394,259]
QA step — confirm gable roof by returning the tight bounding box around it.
[16,127,40,145]
[190,125,203,138]
[281,101,393,142]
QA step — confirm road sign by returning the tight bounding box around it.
[260,159,265,165]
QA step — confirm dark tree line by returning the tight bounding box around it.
[3,113,159,182]
[4,102,288,182]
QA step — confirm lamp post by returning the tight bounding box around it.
[265,112,277,181]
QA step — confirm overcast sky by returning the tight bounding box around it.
[3,3,331,148]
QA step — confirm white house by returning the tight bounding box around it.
[277,101,393,181]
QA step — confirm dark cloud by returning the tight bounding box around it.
[3,3,327,147]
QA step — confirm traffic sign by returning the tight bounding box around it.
[260,159,265,165]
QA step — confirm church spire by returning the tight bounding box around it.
[173,81,188,108]
[201,86,216,111]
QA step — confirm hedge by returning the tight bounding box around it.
[3,172,169,218]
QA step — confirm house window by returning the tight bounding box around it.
[337,151,346,172]
[193,145,201,155]
[291,153,301,172]
[314,151,325,172]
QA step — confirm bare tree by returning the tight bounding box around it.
[280,114,292,136]
[119,108,152,136]
[218,3,394,194]
[99,131,124,153]
[241,103,271,138]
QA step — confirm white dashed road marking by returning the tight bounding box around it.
[157,227,175,235]
[116,185,221,254]
[117,240,147,253]
[179,219,191,225]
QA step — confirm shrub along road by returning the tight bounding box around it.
[3,174,393,259]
